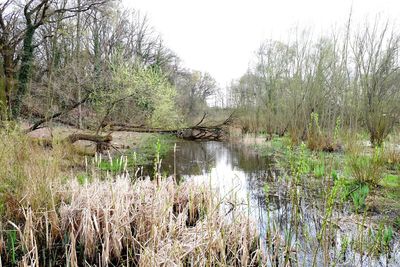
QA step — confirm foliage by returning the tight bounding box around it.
[313,163,325,178]
[394,216,400,231]
[351,184,369,213]
[381,145,400,169]
[150,79,183,129]
[230,21,400,147]
[380,174,400,188]
[346,148,385,186]
[93,54,183,129]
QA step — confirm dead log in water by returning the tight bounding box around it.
[103,113,233,141]
[104,125,225,140]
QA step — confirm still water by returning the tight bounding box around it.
[158,140,399,266]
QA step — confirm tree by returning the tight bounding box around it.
[0,0,109,119]
[175,70,217,118]
[353,21,400,146]
[0,0,22,119]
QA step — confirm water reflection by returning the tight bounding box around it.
[162,141,276,241]
[158,140,399,266]
[162,140,270,205]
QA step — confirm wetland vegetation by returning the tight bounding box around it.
[0,0,400,266]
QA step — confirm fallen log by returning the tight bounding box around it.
[100,124,225,141]
[102,113,234,141]
[64,133,112,144]
[176,127,225,140]
[104,124,226,141]
[32,133,112,153]
[66,133,112,152]
[104,125,224,140]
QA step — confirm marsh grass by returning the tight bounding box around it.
[1,175,263,266]
[0,128,399,266]
[0,128,73,222]
[258,135,399,266]
[382,145,400,170]
[0,129,263,266]
[346,148,386,186]
[351,185,370,213]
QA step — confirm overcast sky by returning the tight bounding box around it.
[123,0,400,86]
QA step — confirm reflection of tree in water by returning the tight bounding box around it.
[154,141,399,265]
[161,141,289,214]
[161,141,217,178]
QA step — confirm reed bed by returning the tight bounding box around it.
[1,128,399,266]
[1,173,263,266]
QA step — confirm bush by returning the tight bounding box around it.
[351,184,369,213]
[307,113,341,152]
[346,148,385,186]
[382,145,400,169]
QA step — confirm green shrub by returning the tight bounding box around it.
[307,113,341,152]
[346,148,385,186]
[313,161,325,178]
[351,185,369,213]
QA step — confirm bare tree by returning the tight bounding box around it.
[353,20,400,146]
[0,0,109,119]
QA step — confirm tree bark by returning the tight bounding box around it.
[13,25,35,118]
[1,48,15,119]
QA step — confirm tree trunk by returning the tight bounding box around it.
[1,50,15,119]
[32,133,112,153]
[76,0,83,129]
[13,25,35,118]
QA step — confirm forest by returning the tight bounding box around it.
[0,0,399,266]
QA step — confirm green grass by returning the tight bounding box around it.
[380,174,400,188]
[351,184,369,213]
[94,134,177,174]
[345,149,385,186]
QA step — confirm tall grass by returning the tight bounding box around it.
[1,128,399,266]
[346,148,385,186]
[0,129,263,266]
[0,128,70,221]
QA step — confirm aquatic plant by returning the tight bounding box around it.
[351,184,370,213]
[313,163,325,178]
[346,148,385,186]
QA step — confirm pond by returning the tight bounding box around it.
[157,140,400,267]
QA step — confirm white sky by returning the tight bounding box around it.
[123,0,400,87]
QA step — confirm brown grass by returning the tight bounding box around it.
[1,176,263,266]
[0,127,263,266]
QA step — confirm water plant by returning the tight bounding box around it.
[313,163,325,178]
[346,147,385,186]
[7,230,17,265]
[351,184,369,213]
[339,235,349,262]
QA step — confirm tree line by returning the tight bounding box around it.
[228,19,400,146]
[0,0,218,129]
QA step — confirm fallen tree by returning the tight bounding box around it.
[32,133,112,153]
[102,113,234,141]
